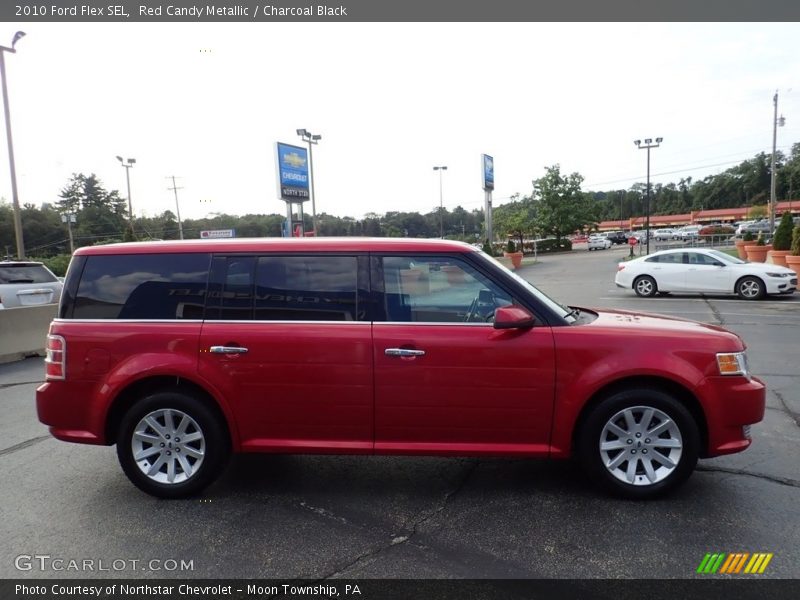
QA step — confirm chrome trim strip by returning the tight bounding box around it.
[53,319,491,326]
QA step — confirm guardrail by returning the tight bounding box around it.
[0,304,56,364]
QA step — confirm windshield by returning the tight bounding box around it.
[474,250,577,323]
[707,249,745,265]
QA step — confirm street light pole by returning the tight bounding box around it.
[769,91,786,233]
[296,129,321,235]
[433,166,447,238]
[634,137,663,254]
[0,31,26,259]
[116,156,136,236]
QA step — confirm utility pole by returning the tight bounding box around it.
[433,165,447,238]
[167,176,184,239]
[0,32,26,259]
[770,91,786,233]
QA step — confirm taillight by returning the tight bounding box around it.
[45,334,66,381]
[617,264,626,271]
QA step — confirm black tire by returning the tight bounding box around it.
[633,275,658,297]
[576,389,699,499]
[116,391,229,499]
[736,276,766,301]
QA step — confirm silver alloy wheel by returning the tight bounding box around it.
[738,279,762,299]
[635,277,655,296]
[599,405,683,486]
[131,409,206,485]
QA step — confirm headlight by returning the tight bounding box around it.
[716,352,749,378]
[766,272,788,278]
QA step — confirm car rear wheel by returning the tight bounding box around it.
[577,389,699,499]
[117,391,229,498]
[633,275,657,297]
[736,276,765,300]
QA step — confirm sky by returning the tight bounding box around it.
[0,22,799,223]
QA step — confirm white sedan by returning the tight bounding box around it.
[615,248,797,300]
[587,235,612,251]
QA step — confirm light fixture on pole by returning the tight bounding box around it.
[634,137,662,254]
[296,128,321,235]
[0,31,26,259]
[433,166,448,238]
[116,156,136,235]
[769,91,786,233]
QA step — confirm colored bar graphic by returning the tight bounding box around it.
[698,552,773,575]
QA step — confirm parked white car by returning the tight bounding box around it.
[0,261,63,309]
[652,229,676,241]
[587,235,612,251]
[615,248,797,300]
[678,225,702,241]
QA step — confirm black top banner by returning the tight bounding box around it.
[3,0,800,22]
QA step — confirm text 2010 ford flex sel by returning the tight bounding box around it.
[36,238,765,499]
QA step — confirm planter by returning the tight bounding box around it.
[503,251,523,269]
[734,238,748,259]
[768,250,791,268]
[785,255,800,272]
[744,244,772,263]
[441,265,466,284]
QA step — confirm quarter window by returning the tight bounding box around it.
[72,254,210,319]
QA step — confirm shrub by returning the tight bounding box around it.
[505,239,516,253]
[742,231,755,242]
[482,239,494,256]
[529,238,572,253]
[773,212,793,251]
[31,254,71,277]
[755,232,765,246]
[791,225,800,256]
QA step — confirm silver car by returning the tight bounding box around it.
[0,261,63,309]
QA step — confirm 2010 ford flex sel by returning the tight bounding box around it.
[36,238,765,499]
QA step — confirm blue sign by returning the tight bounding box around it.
[482,154,494,191]
[275,142,310,201]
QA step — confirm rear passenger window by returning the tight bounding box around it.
[254,256,358,321]
[72,254,210,319]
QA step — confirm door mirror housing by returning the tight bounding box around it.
[493,306,536,329]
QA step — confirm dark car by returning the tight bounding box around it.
[606,231,628,245]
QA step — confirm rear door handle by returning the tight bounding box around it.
[210,346,249,354]
[384,348,425,357]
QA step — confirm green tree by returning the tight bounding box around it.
[532,165,596,242]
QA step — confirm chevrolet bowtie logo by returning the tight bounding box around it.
[283,152,306,168]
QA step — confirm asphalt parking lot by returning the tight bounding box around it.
[1,245,798,580]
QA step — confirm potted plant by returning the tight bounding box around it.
[786,225,800,272]
[768,212,793,267]
[735,230,753,259]
[503,239,523,269]
[744,231,771,263]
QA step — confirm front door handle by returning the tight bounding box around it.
[210,346,249,354]
[384,348,425,357]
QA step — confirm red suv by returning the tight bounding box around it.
[36,238,765,499]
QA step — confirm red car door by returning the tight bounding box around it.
[372,255,556,455]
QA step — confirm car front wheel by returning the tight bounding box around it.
[736,276,765,300]
[117,391,229,498]
[577,389,699,499]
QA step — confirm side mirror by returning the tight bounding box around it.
[494,306,536,329]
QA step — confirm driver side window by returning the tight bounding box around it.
[381,256,512,323]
